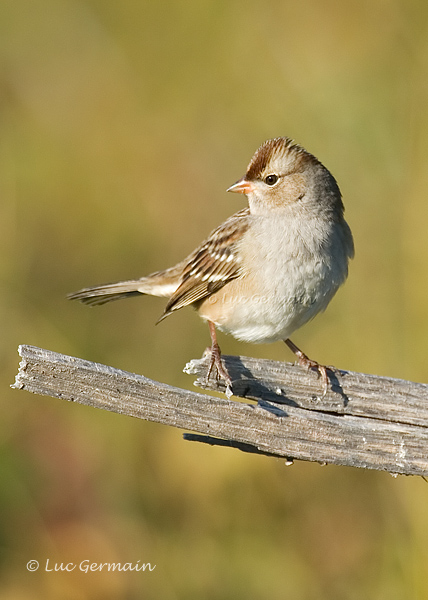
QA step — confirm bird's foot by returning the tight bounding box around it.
[284,338,334,397]
[205,343,233,399]
[206,320,233,398]
[296,354,330,397]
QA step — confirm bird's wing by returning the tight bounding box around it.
[159,207,250,319]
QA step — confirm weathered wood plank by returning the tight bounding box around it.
[11,345,428,476]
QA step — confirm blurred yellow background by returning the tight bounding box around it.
[1,0,428,598]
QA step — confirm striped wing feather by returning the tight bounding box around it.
[160,208,250,318]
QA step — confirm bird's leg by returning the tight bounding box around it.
[284,338,330,396]
[206,321,233,397]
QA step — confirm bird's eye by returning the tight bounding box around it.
[264,174,279,186]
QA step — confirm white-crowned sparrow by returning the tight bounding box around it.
[69,137,354,396]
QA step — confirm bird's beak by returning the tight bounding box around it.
[227,178,254,195]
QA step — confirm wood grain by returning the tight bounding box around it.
[11,345,428,476]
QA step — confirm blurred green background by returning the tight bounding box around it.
[1,0,428,598]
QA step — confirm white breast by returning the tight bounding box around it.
[216,211,350,344]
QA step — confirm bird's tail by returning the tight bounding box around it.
[67,268,181,306]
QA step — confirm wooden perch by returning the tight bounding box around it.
[11,345,428,476]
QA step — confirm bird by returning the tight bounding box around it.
[68,137,354,397]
